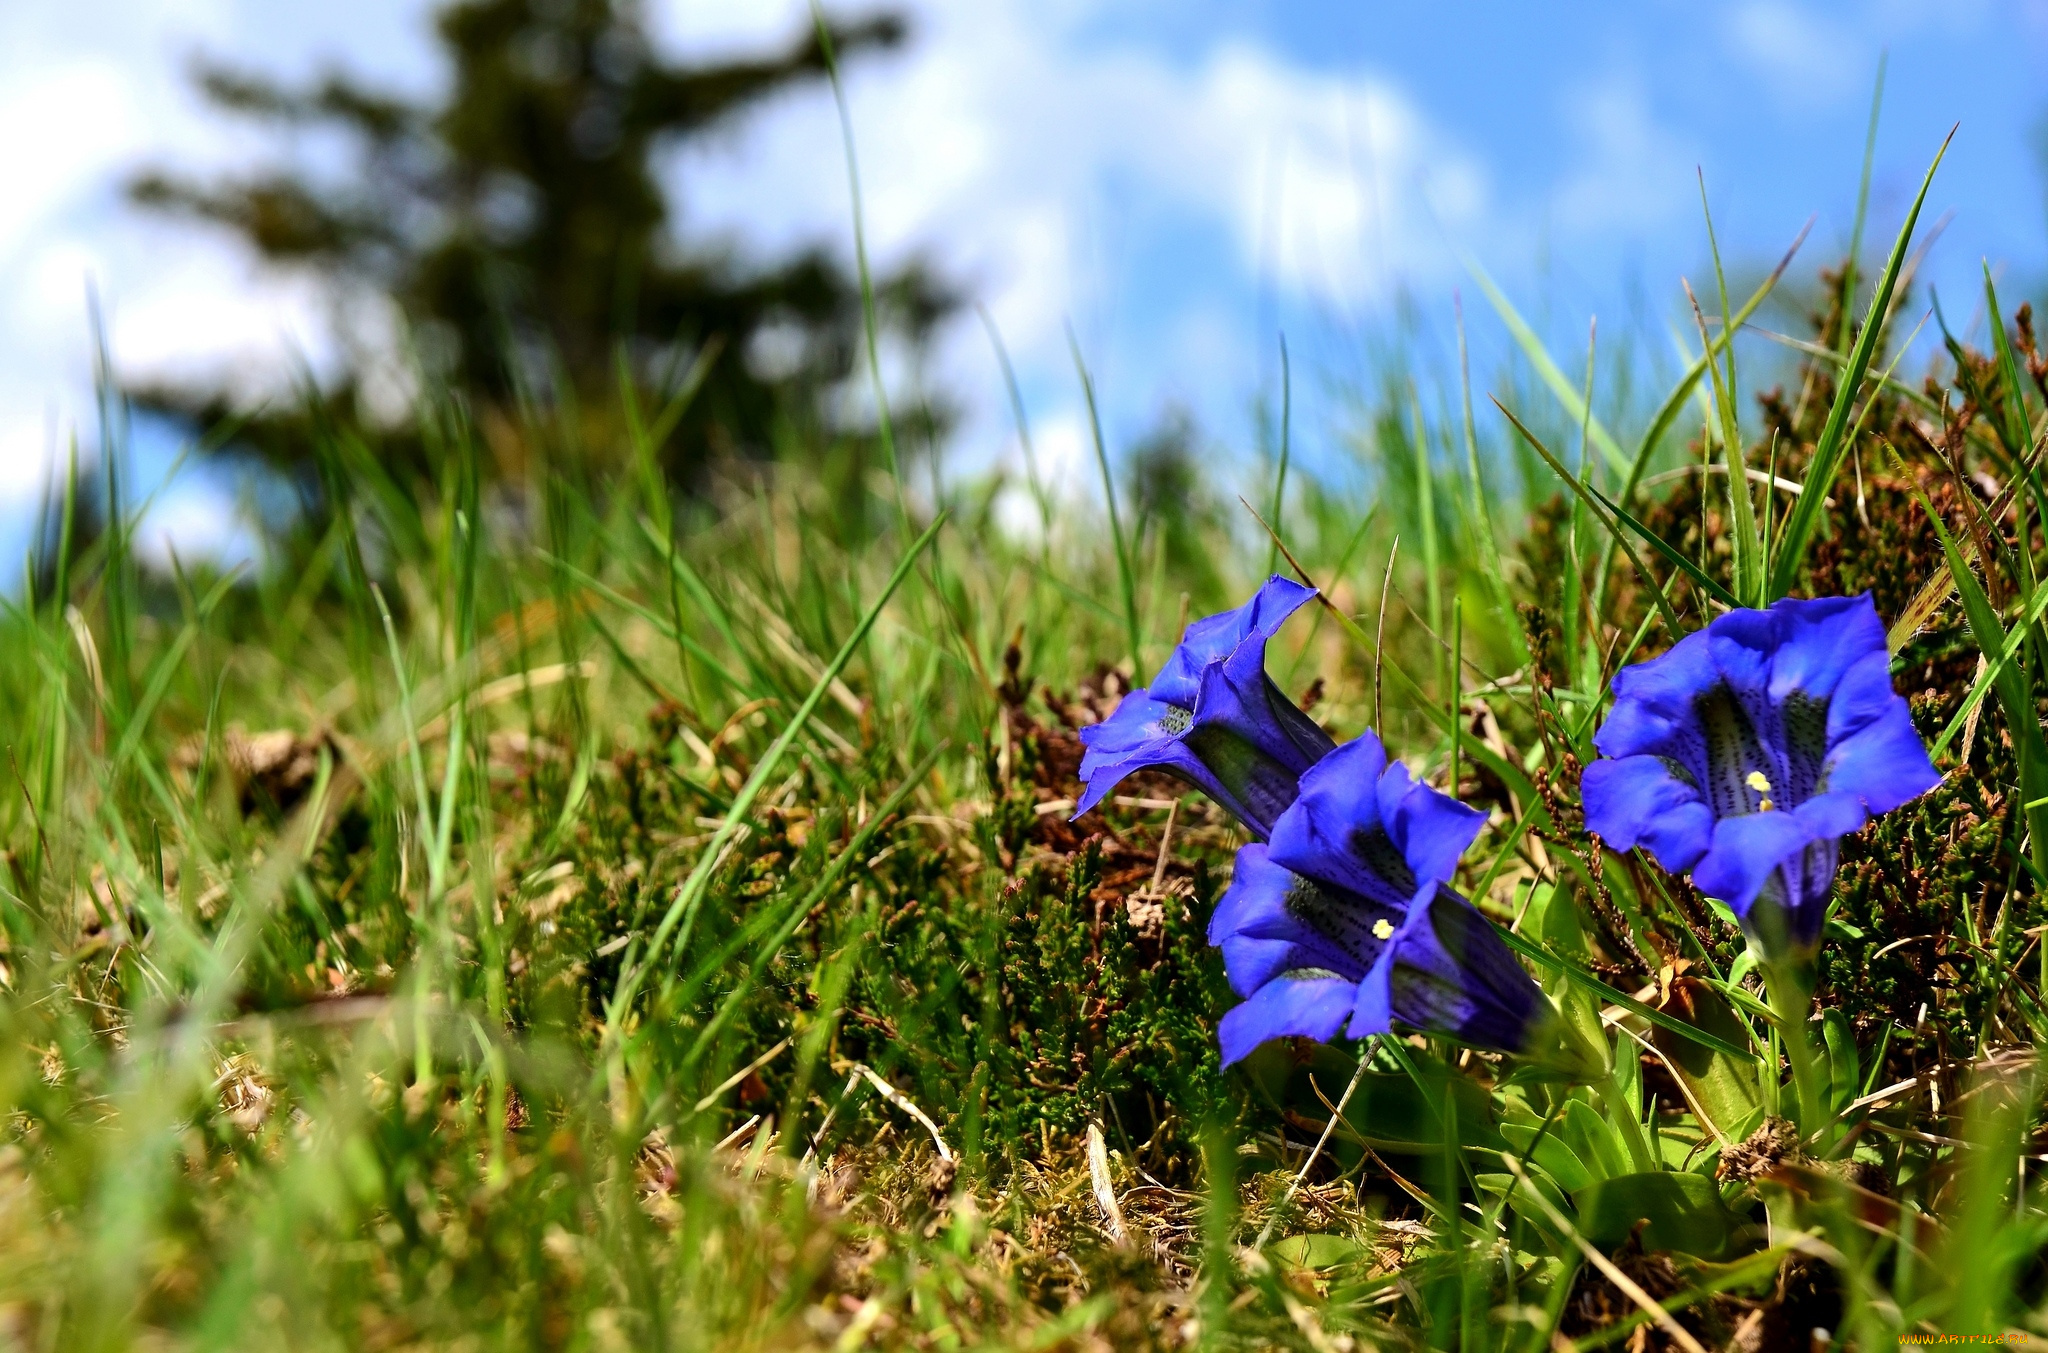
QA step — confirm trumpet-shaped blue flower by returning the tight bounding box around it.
[1075,576,1335,839]
[1349,883,1563,1057]
[1581,593,1941,959]
[1208,733,1566,1066]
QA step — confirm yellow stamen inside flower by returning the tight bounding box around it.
[1759,798,1773,812]
[1745,770,1772,793]
[1372,918,1395,940]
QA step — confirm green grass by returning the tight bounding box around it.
[6,135,2048,1348]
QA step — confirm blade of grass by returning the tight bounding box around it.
[813,3,910,541]
[1886,444,2048,880]
[978,305,1052,552]
[1455,292,1527,667]
[1685,273,1763,607]
[1582,223,1810,653]
[1410,392,1444,694]
[1243,500,1550,814]
[1491,398,1687,640]
[544,553,743,694]
[1583,479,1739,609]
[1885,440,2047,651]
[1070,327,1143,680]
[603,512,946,1045]
[1982,267,2047,612]
[1984,265,2037,458]
[677,741,948,1065]
[1840,54,1888,356]
[1629,220,1814,505]
[1929,579,2048,759]
[1772,127,1956,597]
[1562,320,1596,691]
[108,567,243,774]
[1491,925,1753,1059]
[1266,334,1292,579]
[1462,252,1629,479]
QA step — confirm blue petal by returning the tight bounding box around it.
[1076,741,1245,825]
[1218,933,1299,997]
[1707,597,1888,806]
[1122,634,1343,835]
[1071,753,1140,820]
[1269,733,1478,908]
[1591,628,1720,775]
[1180,751,1304,841]
[1776,836,1841,950]
[1760,593,1887,705]
[1581,754,1716,873]
[1348,955,1392,1040]
[1825,713,1943,816]
[1584,592,1933,956]
[1151,575,1317,708]
[1824,648,1903,743]
[1218,972,1358,1066]
[1792,790,1867,842]
[1690,812,1817,915]
[1075,691,1184,816]
[1176,640,1336,836]
[1209,843,1292,946]
[1825,648,1903,744]
[1264,672,1342,766]
[1194,639,1335,773]
[1378,755,1488,887]
[1078,691,1183,767]
[1345,886,1548,1054]
[1702,608,1777,709]
[1822,651,1942,815]
[1268,734,1395,898]
[1074,665,1319,836]
[1210,844,1394,984]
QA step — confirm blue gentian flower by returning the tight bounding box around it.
[1349,883,1564,1057]
[1207,733,1567,1066]
[1581,593,1941,960]
[1075,576,1336,839]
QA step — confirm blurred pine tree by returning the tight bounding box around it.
[128,0,950,489]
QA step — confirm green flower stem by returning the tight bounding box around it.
[1764,960,1825,1146]
[1596,1062,1659,1174]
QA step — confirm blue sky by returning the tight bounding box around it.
[0,0,2043,562]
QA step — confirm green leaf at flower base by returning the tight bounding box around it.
[1500,1121,1596,1193]
[1237,1041,1504,1155]
[1476,1170,1578,1251]
[1648,977,1763,1147]
[1564,1098,1633,1183]
[1267,1234,1369,1272]
[1573,1170,1748,1260]
[1535,879,1586,957]
[1822,1008,1860,1119]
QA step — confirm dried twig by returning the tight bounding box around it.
[1375,537,1400,737]
[1086,1123,1128,1245]
[693,1038,791,1114]
[844,1061,953,1162]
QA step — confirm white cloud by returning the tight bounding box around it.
[1551,76,1698,233]
[104,239,337,402]
[1721,1,1877,108]
[667,5,1485,309]
[5,0,1949,564]
[0,0,429,571]
[659,0,1490,499]
[134,476,262,572]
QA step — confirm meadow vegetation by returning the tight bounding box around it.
[5,124,2048,1351]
